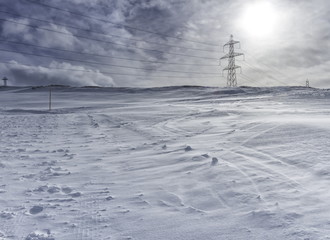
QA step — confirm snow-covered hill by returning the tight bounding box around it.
[0,86,330,240]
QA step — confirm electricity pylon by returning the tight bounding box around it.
[220,35,244,87]
[2,77,8,87]
[306,79,310,88]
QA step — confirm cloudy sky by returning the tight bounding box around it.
[0,0,329,88]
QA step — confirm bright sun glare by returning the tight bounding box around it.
[240,2,278,38]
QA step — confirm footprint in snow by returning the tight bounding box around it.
[69,192,82,198]
[25,230,54,240]
[61,187,73,194]
[0,211,15,220]
[32,185,76,198]
[39,167,71,181]
[36,160,57,167]
[29,206,43,215]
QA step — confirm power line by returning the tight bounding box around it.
[242,51,302,85]
[0,19,218,61]
[240,73,268,86]
[0,39,218,67]
[0,10,216,53]
[236,71,264,86]
[24,0,219,47]
[0,60,221,79]
[244,52,285,76]
[0,48,221,75]
[240,57,303,87]
[240,73,254,82]
[239,61,290,86]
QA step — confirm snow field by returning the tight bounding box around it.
[0,86,330,239]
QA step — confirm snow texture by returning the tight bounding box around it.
[0,85,330,239]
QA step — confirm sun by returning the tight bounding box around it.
[239,2,278,38]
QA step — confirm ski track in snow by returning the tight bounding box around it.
[1,86,330,239]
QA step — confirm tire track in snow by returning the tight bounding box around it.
[151,107,225,139]
[209,122,292,207]
[240,145,302,171]
[220,120,301,187]
[74,199,96,240]
[239,124,281,146]
[90,113,156,145]
[239,145,310,182]
[228,149,305,191]
[158,116,214,139]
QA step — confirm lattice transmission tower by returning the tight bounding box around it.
[220,35,244,87]
[2,77,8,87]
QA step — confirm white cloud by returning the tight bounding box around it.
[4,61,115,87]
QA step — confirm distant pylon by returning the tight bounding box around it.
[220,35,244,87]
[2,77,8,87]
[306,79,310,88]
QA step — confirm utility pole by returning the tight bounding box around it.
[49,86,52,111]
[2,77,8,87]
[220,35,244,87]
[306,79,310,88]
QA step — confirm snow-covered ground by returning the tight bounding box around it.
[0,86,330,240]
